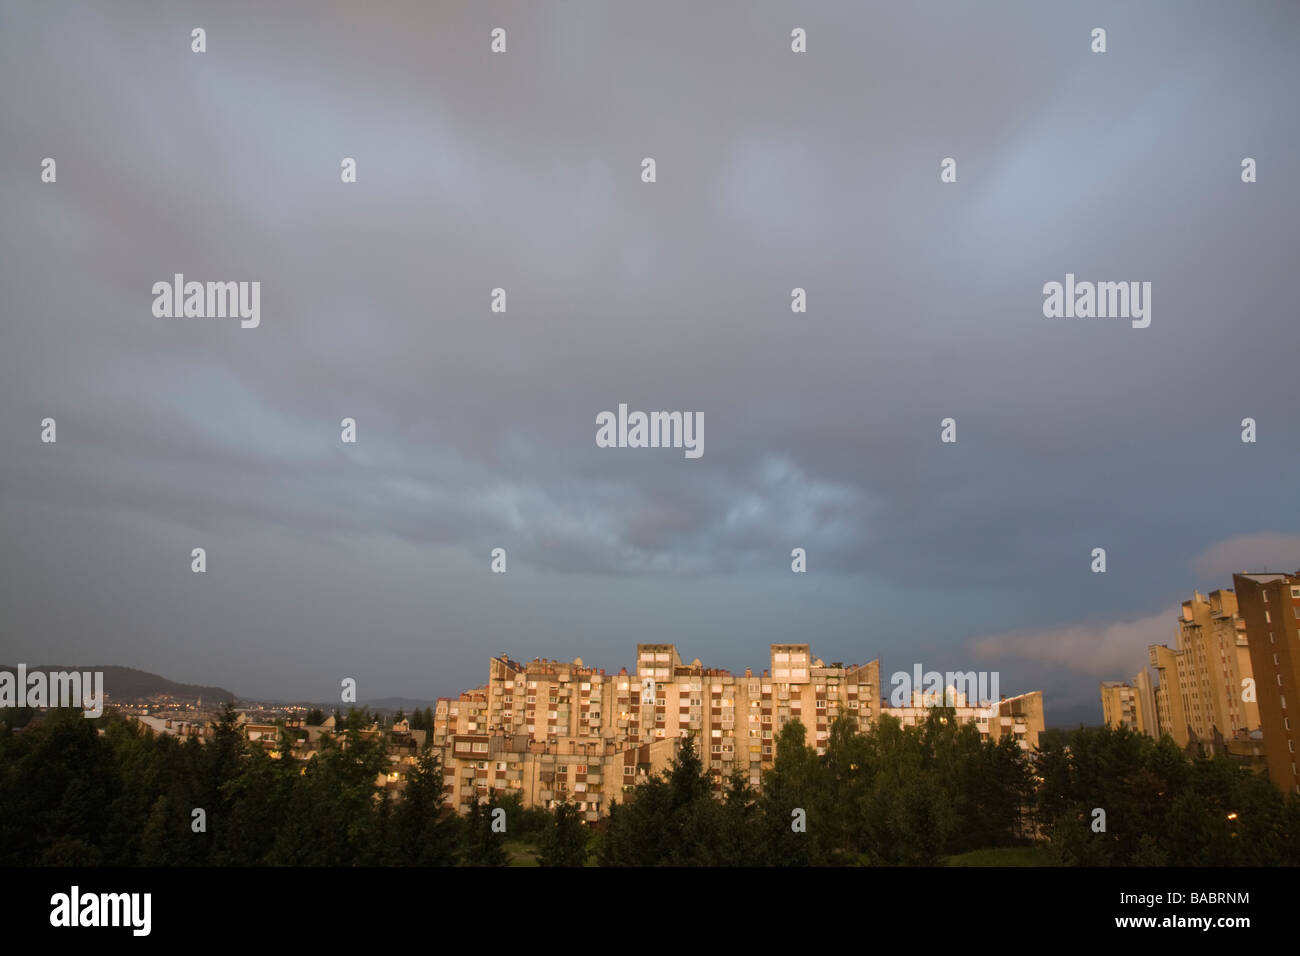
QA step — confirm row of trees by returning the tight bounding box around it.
[2,704,1297,865]
[299,705,435,731]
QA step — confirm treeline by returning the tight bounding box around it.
[1,704,1297,866]
[301,706,435,731]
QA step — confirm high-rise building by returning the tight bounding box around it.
[1233,572,1300,795]
[1146,589,1257,751]
[431,643,1044,816]
[1100,678,1149,733]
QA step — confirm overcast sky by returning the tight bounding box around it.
[2,1,1299,724]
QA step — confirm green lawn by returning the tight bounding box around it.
[504,840,539,866]
[945,846,1050,867]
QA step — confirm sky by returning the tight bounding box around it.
[2,1,1299,725]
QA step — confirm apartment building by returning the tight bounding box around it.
[1145,590,1258,752]
[1233,572,1300,795]
[431,645,880,817]
[890,687,1045,750]
[1133,666,1157,738]
[431,643,1043,817]
[1101,668,1158,736]
[1100,680,1147,734]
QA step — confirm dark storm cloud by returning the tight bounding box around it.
[2,1,1298,712]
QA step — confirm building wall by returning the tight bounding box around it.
[431,644,1042,816]
[1101,681,1140,731]
[1146,591,1256,752]
[1134,668,1156,736]
[1149,643,1186,745]
[1233,573,1300,795]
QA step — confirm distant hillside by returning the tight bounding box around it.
[0,665,237,704]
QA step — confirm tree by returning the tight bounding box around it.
[601,734,718,866]
[461,793,509,866]
[537,799,588,866]
[390,748,457,866]
[757,719,821,865]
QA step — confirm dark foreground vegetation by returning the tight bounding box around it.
[2,705,1297,866]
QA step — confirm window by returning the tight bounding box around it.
[1265,610,1272,623]
[1291,586,1300,598]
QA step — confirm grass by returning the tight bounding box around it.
[945,846,1050,867]
[504,840,539,866]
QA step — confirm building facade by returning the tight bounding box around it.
[1145,589,1258,752]
[431,644,1044,817]
[1100,679,1148,733]
[1233,572,1300,795]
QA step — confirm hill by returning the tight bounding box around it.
[0,665,237,704]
